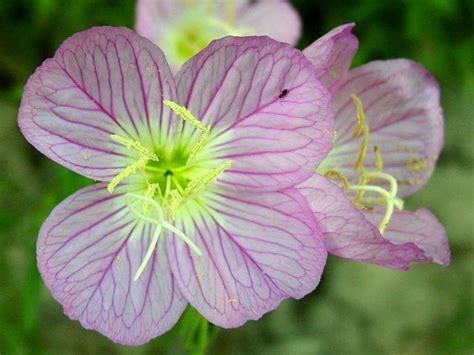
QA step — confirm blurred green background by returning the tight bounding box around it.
[0,0,472,354]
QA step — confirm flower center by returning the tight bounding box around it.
[162,1,249,67]
[320,95,404,235]
[107,100,232,280]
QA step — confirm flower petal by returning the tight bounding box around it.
[177,36,333,191]
[364,208,450,266]
[167,188,326,327]
[135,0,250,45]
[135,0,175,46]
[19,26,176,181]
[238,0,301,45]
[37,183,186,345]
[319,59,443,196]
[298,174,435,270]
[303,23,358,91]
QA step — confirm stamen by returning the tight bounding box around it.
[183,160,232,199]
[354,125,369,172]
[108,135,158,193]
[143,183,161,213]
[351,94,366,138]
[324,170,350,190]
[111,135,158,161]
[163,100,208,132]
[322,95,406,235]
[374,146,384,171]
[107,157,149,193]
[186,126,211,166]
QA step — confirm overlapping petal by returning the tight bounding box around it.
[19,27,176,181]
[364,208,450,266]
[176,36,333,191]
[238,0,301,45]
[37,184,187,345]
[303,23,358,90]
[298,175,438,270]
[167,188,326,327]
[319,59,443,196]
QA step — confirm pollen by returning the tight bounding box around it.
[107,135,158,193]
[183,160,232,200]
[406,157,429,172]
[163,100,208,132]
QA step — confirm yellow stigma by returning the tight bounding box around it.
[324,95,405,235]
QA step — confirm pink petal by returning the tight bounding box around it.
[136,0,251,45]
[37,184,186,345]
[321,59,443,196]
[19,26,176,181]
[238,0,301,45]
[167,188,326,328]
[135,0,176,46]
[298,174,430,270]
[364,208,450,266]
[177,36,333,191]
[303,23,358,91]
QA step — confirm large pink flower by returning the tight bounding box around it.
[299,24,450,270]
[18,27,333,345]
[135,0,301,71]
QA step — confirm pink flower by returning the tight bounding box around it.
[135,0,301,71]
[299,24,450,270]
[18,27,333,344]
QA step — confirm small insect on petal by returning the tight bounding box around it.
[279,88,289,98]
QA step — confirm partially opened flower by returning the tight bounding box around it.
[18,27,333,344]
[135,0,301,71]
[298,24,450,270]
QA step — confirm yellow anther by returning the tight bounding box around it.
[354,125,369,172]
[143,183,161,213]
[406,157,429,172]
[374,146,384,171]
[110,135,158,161]
[324,170,350,190]
[351,94,366,138]
[186,126,211,166]
[165,189,183,220]
[107,157,149,193]
[163,100,208,132]
[183,160,232,199]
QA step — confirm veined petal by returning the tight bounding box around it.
[303,23,358,90]
[167,188,326,328]
[320,59,443,196]
[298,174,434,270]
[238,0,301,45]
[19,26,176,181]
[364,208,450,266]
[177,36,333,191]
[37,183,186,345]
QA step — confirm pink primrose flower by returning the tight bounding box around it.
[135,0,301,71]
[18,27,333,345]
[299,24,450,270]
